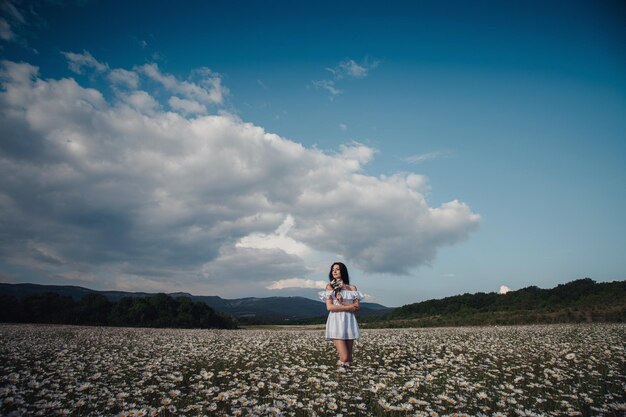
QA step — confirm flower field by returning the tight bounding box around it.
[0,324,624,416]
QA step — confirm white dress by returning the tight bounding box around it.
[318,289,365,340]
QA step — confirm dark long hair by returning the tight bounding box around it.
[328,262,350,285]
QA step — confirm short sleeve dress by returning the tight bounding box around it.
[318,289,365,340]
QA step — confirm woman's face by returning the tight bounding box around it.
[331,264,342,280]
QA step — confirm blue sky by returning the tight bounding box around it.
[0,0,624,307]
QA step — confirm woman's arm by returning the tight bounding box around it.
[351,285,360,308]
[326,297,359,312]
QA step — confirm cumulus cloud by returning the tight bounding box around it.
[62,51,109,74]
[339,141,375,165]
[237,215,311,257]
[58,49,226,117]
[168,96,207,115]
[201,246,312,283]
[0,60,38,84]
[404,173,431,194]
[0,58,479,294]
[499,285,511,294]
[120,91,160,113]
[108,68,140,89]
[140,63,226,105]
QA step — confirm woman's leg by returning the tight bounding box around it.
[346,339,354,363]
[332,339,350,363]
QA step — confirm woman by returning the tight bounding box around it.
[319,262,365,369]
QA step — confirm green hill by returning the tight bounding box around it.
[0,283,390,325]
[361,278,625,328]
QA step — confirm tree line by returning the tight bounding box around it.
[356,278,625,327]
[0,292,237,329]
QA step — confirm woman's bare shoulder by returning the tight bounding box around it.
[325,283,333,290]
[348,284,357,291]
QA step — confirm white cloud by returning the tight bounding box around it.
[0,59,38,84]
[0,59,480,294]
[119,90,160,114]
[59,49,225,116]
[2,1,25,25]
[339,123,347,131]
[168,96,207,115]
[328,58,379,79]
[404,173,431,194]
[201,246,312,283]
[313,57,379,98]
[499,285,511,294]
[0,1,26,43]
[341,59,368,78]
[62,51,109,74]
[311,79,342,97]
[237,215,311,257]
[27,241,66,265]
[0,18,14,41]
[141,63,226,105]
[404,151,452,164]
[339,142,375,165]
[108,68,140,89]
[266,278,327,290]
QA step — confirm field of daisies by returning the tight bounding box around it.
[0,323,624,417]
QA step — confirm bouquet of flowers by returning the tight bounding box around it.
[330,278,344,303]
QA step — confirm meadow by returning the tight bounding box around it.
[0,324,624,417]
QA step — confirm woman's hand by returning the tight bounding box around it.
[326,298,360,312]
[347,302,360,312]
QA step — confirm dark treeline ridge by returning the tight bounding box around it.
[0,292,237,329]
[360,278,625,328]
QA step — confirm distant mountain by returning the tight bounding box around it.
[0,283,391,324]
